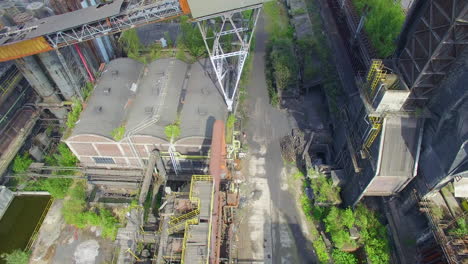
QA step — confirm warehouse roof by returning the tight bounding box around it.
[71,58,226,140]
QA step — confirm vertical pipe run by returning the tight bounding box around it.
[74,44,95,83]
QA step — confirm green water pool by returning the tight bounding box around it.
[0,195,51,264]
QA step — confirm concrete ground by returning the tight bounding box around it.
[30,200,116,264]
[234,13,318,264]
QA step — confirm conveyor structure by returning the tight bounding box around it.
[0,0,268,109]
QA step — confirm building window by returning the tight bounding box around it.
[93,157,115,164]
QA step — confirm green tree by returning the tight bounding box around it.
[178,16,205,58]
[354,204,390,263]
[120,29,142,56]
[449,218,468,237]
[311,174,341,204]
[12,153,33,174]
[342,207,355,229]
[324,207,356,249]
[332,250,358,264]
[352,0,405,57]
[1,249,30,264]
[164,122,181,141]
[111,126,126,141]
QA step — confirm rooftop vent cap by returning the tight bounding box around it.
[104,87,111,95]
[144,107,154,115]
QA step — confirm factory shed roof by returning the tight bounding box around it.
[72,57,143,138]
[71,57,226,141]
[377,116,421,178]
[186,0,266,18]
[363,116,423,195]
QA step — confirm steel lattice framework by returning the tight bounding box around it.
[197,5,261,110]
[46,1,182,48]
[396,0,468,106]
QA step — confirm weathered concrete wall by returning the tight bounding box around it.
[0,186,14,220]
[406,49,468,197]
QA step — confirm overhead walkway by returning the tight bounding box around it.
[181,175,214,264]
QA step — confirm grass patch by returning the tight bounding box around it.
[164,121,181,141]
[82,82,94,100]
[263,1,294,39]
[449,218,468,237]
[143,188,153,222]
[66,97,83,129]
[226,114,236,144]
[292,170,304,180]
[111,125,125,141]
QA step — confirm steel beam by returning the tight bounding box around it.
[397,0,468,107]
[197,6,261,110]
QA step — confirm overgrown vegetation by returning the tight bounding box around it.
[25,178,73,199]
[449,218,468,237]
[354,204,391,264]
[353,0,405,57]
[12,153,33,174]
[263,1,297,107]
[332,249,358,264]
[82,82,94,100]
[310,172,341,204]
[226,114,236,144]
[324,207,357,249]
[178,16,205,58]
[111,125,126,141]
[120,29,143,61]
[66,97,83,129]
[143,188,153,222]
[299,173,390,263]
[23,143,77,198]
[300,194,330,263]
[164,121,181,141]
[0,249,30,264]
[303,0,342,116]
[62,180,119,240]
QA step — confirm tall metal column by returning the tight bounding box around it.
[15,56,67,119]
[197,5,261,111]
[37,51,77,100]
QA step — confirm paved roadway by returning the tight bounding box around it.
[238,13,318,264]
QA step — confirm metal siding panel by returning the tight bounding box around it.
[0,37,53,62]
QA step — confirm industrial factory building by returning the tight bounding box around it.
[65,58,226,170]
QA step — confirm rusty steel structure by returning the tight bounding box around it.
[396,0,468,108]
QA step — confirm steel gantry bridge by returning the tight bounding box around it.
[0,0,267,110]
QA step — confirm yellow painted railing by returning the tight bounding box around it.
[25,197,54,250]
[363,116,383,150]
[180,175,214,264]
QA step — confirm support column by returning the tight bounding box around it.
[197,5,261,111]
[15,56,67,119]
[38,51,77,100]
